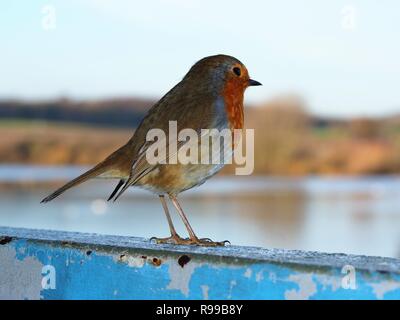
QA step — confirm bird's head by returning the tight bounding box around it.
[183,54,262,93]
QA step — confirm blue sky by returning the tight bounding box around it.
[1,0,400,117]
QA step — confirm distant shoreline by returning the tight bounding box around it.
[1,96,400,175]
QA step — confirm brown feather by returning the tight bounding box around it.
[41,145,132,202]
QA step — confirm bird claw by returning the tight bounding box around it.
[150,236,230,247]
[150,235,191,245]
[195,237,230,247]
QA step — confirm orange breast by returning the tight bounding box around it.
[222,79,244,130]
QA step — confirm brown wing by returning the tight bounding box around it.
[112,81,219,201]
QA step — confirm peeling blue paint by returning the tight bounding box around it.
[1,228,400,300]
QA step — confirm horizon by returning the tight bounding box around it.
[1,94,399,120]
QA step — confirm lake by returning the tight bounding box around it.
[0,165,399,258]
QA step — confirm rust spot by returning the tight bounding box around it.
[378,270,390,275]
[120,254,126,260]
[178,255,191,268]
[141,255,147,259]
[0,236,12,245]
[86,250,92,256]
[152,257,162,267]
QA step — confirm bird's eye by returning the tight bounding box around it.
[233,67,241,77]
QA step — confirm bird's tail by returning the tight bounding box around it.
[107,179,125,201]
[41,146,131,203]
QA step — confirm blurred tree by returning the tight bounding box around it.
[349,117,382,140]
[246,94,312,175]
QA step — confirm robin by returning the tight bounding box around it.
[41,54,262,246]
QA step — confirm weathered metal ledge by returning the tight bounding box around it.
[1,226,399,299]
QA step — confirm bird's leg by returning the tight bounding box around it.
[150,195,189,245]
[169,195,229,247]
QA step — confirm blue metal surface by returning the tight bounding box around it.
[0,227,400,299]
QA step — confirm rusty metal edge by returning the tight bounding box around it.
[1,226,399,274]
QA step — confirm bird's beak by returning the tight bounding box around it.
[248,79,262,86]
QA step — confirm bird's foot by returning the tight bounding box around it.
[187,237,230,247]
[150,234,191,245]
[150,235,230,247]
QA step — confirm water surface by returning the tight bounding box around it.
[0,165,399,258]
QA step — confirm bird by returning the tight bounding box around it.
[41,54,262,246]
